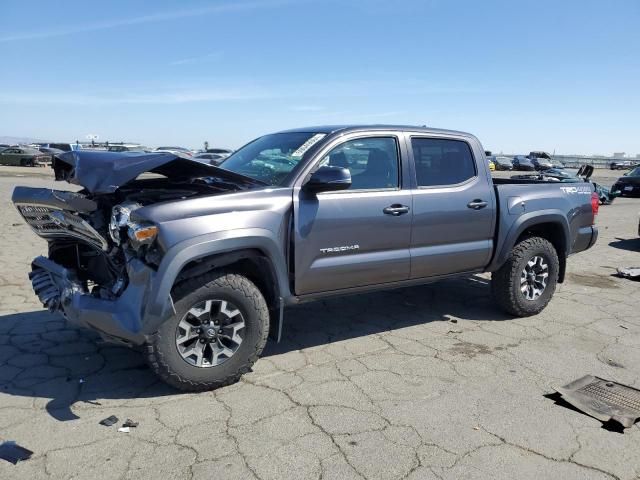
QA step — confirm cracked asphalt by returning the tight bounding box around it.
[1,168,639,479]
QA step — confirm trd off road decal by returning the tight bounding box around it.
[560,186,591,195]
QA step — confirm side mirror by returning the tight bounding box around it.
[303,166,351,193]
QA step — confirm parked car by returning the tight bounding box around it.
[194,153,225,165]
[612,166,640,197]
[489,156,513,171]
[13,125,599,390]
[526,151,554,170]
[46,143,81,152]
[154,146,192,156]
[512,155,535,171]
[0,147,50,166]
[610,160,638,170]
[38,147,65,156]
[206,148,234,159]
[532,157,553,170]
[107,144,148,152]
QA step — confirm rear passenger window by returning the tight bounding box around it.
[411,138,476,187]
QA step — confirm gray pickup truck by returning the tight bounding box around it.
[12,125,599,390]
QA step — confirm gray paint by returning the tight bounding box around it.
[14,125,598,345]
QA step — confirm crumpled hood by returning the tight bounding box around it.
[54,150,259,194]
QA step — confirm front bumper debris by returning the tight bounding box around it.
[29,256,154,345]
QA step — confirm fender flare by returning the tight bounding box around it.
[140,228,290,334]
[488,210,570,273]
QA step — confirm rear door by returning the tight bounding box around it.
[293,134,412,294]
[408,136,495,278]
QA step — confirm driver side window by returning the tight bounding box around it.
[318,137,399,190]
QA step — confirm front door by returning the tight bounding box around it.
[293,136,412,295]
[409,136,495,278]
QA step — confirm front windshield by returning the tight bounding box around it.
[219,132,326,186]
[627,167,640,176]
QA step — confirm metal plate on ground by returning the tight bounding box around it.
[554,375,640,428]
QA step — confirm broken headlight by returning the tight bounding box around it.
[127,223,158,249]
[108,202,142,245]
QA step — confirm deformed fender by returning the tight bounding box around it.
[487,210,570,273]
[140,228,290,335]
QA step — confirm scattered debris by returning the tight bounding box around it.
[117,427,130,433]
[99,415,119,427]
[447,329,462,334]
[0,441,33,464]
[616,267,640,281]
[122,419,138,428]
[606,358,624,368]
[472,426,480,430]
[619,325,629,330]
[449,318,458,324]
[11,223,21,227]
[554,375,640,429]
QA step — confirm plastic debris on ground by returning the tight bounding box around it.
[122,419,138,428]
[0,441,33,464]
[99,415,118,427]
[616,267,640,281]
[554,375,640,429]
[117,427,130,433]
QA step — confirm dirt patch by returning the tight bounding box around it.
[449,342,493,357]
[566,272,619,289]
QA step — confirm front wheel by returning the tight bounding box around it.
[146,271,270,391]
[491,237,559,317]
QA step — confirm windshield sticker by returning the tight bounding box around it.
[291,134,326,158]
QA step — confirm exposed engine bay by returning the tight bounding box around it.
[13,150,261,306]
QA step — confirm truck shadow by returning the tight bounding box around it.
[608,237,640,252]
[0,275,508,421]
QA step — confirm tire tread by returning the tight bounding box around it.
[491,236,559,317]
[146,271,269,391]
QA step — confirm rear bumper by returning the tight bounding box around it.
[30,256,154,345]
[572,226,598,254]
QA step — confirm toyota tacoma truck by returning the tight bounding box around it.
[12,125,599,390]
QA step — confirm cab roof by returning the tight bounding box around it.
[276,124,473,138]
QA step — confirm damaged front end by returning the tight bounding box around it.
[13,150,258,345]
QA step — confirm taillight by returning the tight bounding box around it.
[591,192,599,221]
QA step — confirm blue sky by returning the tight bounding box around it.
[1,0,638,154]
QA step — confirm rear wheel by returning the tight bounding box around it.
[491,237,559,317]
[146,271,269,391]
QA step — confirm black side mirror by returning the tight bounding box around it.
[303,166,351,193]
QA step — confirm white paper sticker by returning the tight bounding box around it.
[291,134,326,158]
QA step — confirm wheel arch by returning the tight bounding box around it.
[490,212,570,283]
[141,229,291,335]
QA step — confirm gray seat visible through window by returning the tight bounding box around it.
[352,149,396,189]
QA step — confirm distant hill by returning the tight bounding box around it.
[0,135,48,145]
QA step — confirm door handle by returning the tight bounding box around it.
[467,199,488,210]
[383,204,410,216]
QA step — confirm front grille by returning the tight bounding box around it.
[17,204,108,250]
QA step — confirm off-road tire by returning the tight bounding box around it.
[146,271,269,391]
[491,236,559,317]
